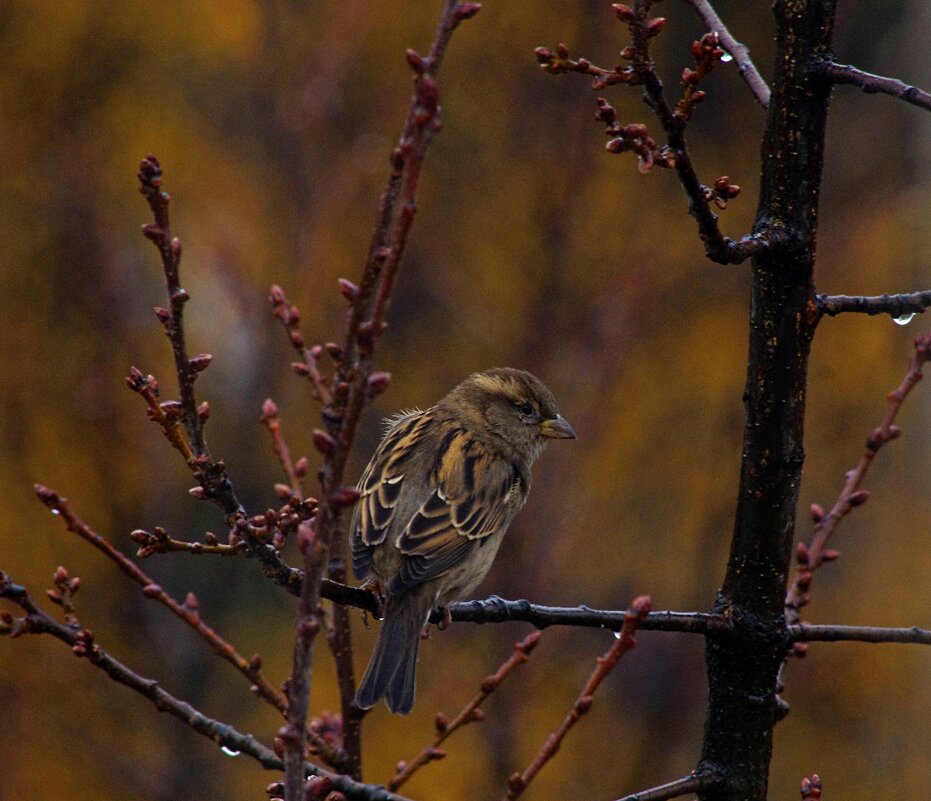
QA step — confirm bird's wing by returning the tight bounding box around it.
[389,428,522,594]
[351,411,430,579]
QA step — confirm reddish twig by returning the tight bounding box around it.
[0,573,412,801]
[269,286,335,407]
[260,398,308,499]
[785,334,931,626]
[776,334,931,717]
[680,0,771,108]
[502,596,652,801]
[800,774,823,801]
[824,61,931,113]
[816,290,931,319]
[389,631,543,791]
[138,154,210,457]
[130,527,244,558]
[613,770,720,801]
[282,3,481,795]
[536,4,788,265]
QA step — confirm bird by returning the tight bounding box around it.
[350,367,575,714]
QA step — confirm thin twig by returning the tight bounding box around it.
[777,334,931,717]
[261,398,306,498]
[825,61,931,113]
[613,770,720,801]
[30,486,353,769]
[389,631,543,791]
[282,3,481,794]
[680,0,771,107]
[789,623,931,646]
[138,154,209,457]
[785,334,931,625]
[816,290,931,318]
[0,573,413,801]
[503,596,652,800]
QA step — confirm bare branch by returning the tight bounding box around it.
[0,573,414,801]
[389,631,542,791]
[282,2,481,793]
[613,770,720,801]
[680,0,771,108]
[138,154,209,457]
[502,596,651,800]
[816,290,931,318]
[785,334,931,626]
[789,623,931,646]
[825,61,931,113]
[446,595,731,634]
[260,398,307,499]
[30,486,353,768]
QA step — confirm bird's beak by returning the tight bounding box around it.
[539,414,576,439]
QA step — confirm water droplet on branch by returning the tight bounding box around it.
[720,51,734,63]
[220,746,241,757]
[893,312,916,326]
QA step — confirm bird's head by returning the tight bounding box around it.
[442,367,575,462]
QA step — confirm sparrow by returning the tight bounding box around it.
[350,367,575,714]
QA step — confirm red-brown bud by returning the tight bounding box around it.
[612,4,634,23]
[848,490,870,507]
[646,17,666,37]
[295,457,309,477]
[312,429,336,456]
[142,583,162,598]
[189,353,212,372]
[291,361,310,377]
[367,371,391,398]
[454,2,481,21]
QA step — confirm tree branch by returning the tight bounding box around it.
[389,631,543,791]
[31,486,349,770]
[680,0,771,108]
[0,573,411,801]
[503,596,652,800]
[613,770,720,801]
[788,623,931,646]
[282,3,481,795]
[825,61,931,113]
[816,290,931,318]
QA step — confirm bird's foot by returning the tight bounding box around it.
[360,579,386,621]
[436,605,452,631]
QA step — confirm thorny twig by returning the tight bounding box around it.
[281,3,482,794]
[0,573,412,801]
[389,631,543,791]
[502,596,652,800]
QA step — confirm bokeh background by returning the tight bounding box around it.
[1,1,930,799]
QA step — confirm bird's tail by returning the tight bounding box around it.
[355,591,431,715]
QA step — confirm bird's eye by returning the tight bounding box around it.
[516,402,534,416]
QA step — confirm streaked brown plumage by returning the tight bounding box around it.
[351,368,575,714]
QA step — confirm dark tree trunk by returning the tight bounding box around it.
[697,2,837,799]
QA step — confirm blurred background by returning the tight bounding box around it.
[1,1,929,798]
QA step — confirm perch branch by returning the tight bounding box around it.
[502,596,651,800]
[825,61,931,113]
